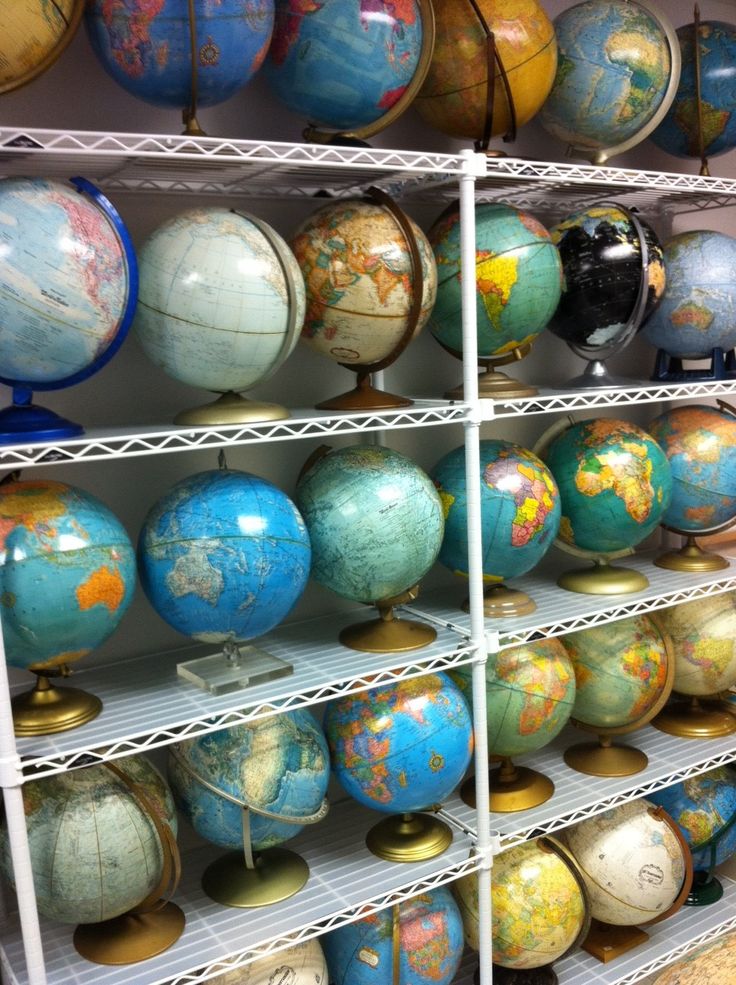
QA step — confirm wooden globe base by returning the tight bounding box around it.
[655,537,729,573]
[201,847,309,908]
[564,740,648,778]
[653,698,736,739]
[557,562,649,596]
[475,965,558,985]
[582,919,649,963]
[461,760,555,813]
[73,901,185,965]
[688,872,724,907]
[316,381,412,411]
[366,811,453,862]
[445,368,537,401]
[12,675,102,736]
[339,611,436,653]
[174,391,290,426]
[462,584,537,618]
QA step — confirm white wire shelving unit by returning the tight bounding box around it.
[1,130,736,985]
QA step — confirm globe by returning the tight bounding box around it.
[208,939,327,985]
[0,1,82,93]
[653,594,736,697]
[453,838,587,968]
[290,197,437,408]
[137,467,310,644]
[651,932,736,985]
[562,614,672,731]
[542,417,672,555]
[651,21,736,162]
[0,479,136,672]
[431,438,561,588]
[0,755,177,925]
[324,673,473,816]
[548,204,666,381]
[649,403,736,541]
[539,0,678,160]
[562,798,688,926]
[135,206,305,424]
[428,203,562,392]
[0,176,137,440]
[168,710,329,852]
[264,0,429,138]
[641,230,736,361]
[322,887,464,985]
[85,0,273,125]
[414,0,557,143]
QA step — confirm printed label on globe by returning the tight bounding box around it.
[268,970,295,985]
[638,863,664,888]
[358,948,380,968]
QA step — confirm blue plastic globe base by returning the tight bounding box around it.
[0,400,83,444]
[652,347,736,383]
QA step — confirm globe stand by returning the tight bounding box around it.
[688,869,725,907]
[461,758,555,813]
[316,370,413,411]
[12,670,102,736]
[651,346,731,383]
[366,811,453,862]
[177,640,293,696]
[73,902,186,965]
[655,534,730,573]
[653,695,736,738]
[566,358,634,390]
[564,735,648,777]
[443,345,538,401]
[557,558,649,595]
[174,391,291,426]
[582,919,650,963]
[475,966,558,985]
[462,583,536,618]
[202,846,310,908]
[339,587,437,654]
[0,386,83,444]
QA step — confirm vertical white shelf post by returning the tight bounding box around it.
[459,148,494,985]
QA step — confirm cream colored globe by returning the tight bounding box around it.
[656,593,736,696]
[208,939,327,983]
[563,799,686,926]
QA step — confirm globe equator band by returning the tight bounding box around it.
[168,745,329,825]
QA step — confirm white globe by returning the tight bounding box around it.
[209,939,327,984]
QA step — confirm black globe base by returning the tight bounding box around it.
[687,871,724,906]
[474,965,558,985]
[0,399,82,443]
[651,346,734,383]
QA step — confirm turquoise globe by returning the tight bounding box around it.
[431,439,561,583]
[649,404,736,533]
[85,0,273,110]
[649,767,736,872]
[324,674,473,814]
[641,231,736,360]
[323,886,465,985]
[428,203,562,360]
[295,445,443,604]
[138,468,310,643]
[0,755,177,924]
[168,710,329,851]
[651,21,736,161]
[542,418,672,555]
[264,0,426,134]
[0,478,136,672]
[539,0,677,158]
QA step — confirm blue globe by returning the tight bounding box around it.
[324,674,473,815]
[85,0,274,110]
[323,886,465,985]
[431,440,561,583]
[641,231,736,359]
[138,468,310,643]
[649,766,736,871]
[651,21,736,160]
[168,710,329,851]
[264,0,426,133]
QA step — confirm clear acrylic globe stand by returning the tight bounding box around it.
[0,177,138,444]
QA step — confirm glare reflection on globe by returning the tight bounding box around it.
[323,887,464,985]
[265,0,430,140]
[539,0,680,162]
[0,0,82,93]
[453,838,588,970]
[135,206,305,425]
[208,939,328,985]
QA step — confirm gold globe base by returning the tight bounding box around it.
[564,740,648,777]
[582,918,649,964]
[462,584,537,618]
[653,697,736,739]
[365,811,453,862]
[174,391,290,426]
[73,901,186,965]
[461,760,555,813]
[316,378,412,411]
[12,675,102,736]
[445,369,537,401]
[654,537,729,573]
[201,847,309,908]
[339,612,436,653]
[557,562,649,596]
